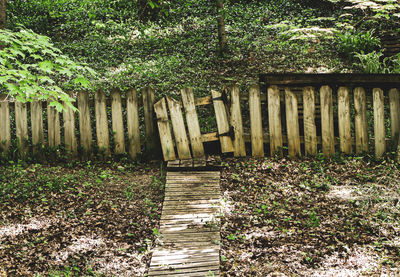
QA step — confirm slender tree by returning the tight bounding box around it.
[216,0,227,56]
[0,0,6,29]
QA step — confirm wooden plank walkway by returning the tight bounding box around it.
[148,170,221,277]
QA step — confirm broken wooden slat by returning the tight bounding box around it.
[338,87,352,154]
[373,88,385,158]
[212,90,234,153]
[285,88,301,158]
[94,90,110,156]
[154,98,176,161]
[249,85,264,157]
[354,87,368,153]
[181,88,205,158]
[0,95,11,153]
[230,85,246,157]
[78,91,92,156]
[63,101,78,157]
[47,103,60,148]
[303,86,317,156]
[320,85,335,157]
[268,85,283,157]
[126,88,141,159]
[389,88,400,146]
[167,96,192,160]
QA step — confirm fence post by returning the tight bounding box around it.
[354,87,368,153]
[285,88,301,158]
[143,87,158,155]
[249,85,263,157]
[320,85,335,157]
[47,102,61,148]
[31,101,44,156]
[212,89,234,153]
[303,87,317,156]
[126,88,141,159]
[338,87,352,154]
[15,102,28,158]
[0,95,11,154]
[268,85,282,157]
[78,91,92,157]
[389,88,400,148]
[111,89,125,155]
[63,100,78,157]
[230,85,246,157]
[154,98,176,161]
[373,88,385,158]
[94,90,110,157]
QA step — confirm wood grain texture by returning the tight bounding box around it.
[154,98,176,161]
[63,101,78,156]
[126,88,141,159]
[354,87,368,153]
[249,85,264,157]
[47,103,61,148]
[268,85,283,157]
[0,96,11,153]
[285,88,301,158]
[389,88,400,146]
[373,88,385,158]
[230,85,246,157]
[15,102,28,157]
[181,88,205,158]
[143,87,157,152]
[338,87,352,154]
[320,85,335,156]
[303,87,317,156]
[111,89,125,154]
[212,90,234,153]
[94,90,110,156]
[31,101,44,154]
[167,96,191,159]
[78,91,92,155]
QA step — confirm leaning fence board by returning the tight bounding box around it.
[303,87,317,156]
[143,87,157,153]
[31,101,44,154]
[0,96,11,153]
[126,88,141,159]
[181,88,205,158]
[230,85,246,157]
[249,85,264,157]
[47,103,60,148]
[354,87,368,153]
[389,88,400,145]
[268,85,283,156]
[78,91,92,155]
[154,98,176,161]
[338,87,352,154]
[285,88,301,158]
[373,88,385,158]
[320,85,335,157]
[167,96,192,159]
[212,90,234,153]
[15,102,28,157]
[63,101,78,156]
[94,90,110,156]
[111,89,125,154]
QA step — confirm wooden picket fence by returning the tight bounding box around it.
[0,87,159,159]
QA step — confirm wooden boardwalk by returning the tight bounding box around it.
[148,171,221,277]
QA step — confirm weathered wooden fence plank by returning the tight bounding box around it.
[111,89,125,154]
[154,98,176,161]
[181,88,205,158]
[78,91,92,155]
[285,88,301,158]
[47,103,61,148]
[95,90,110,156]
[249,85,264,157]
[389,88,400,146]
[268,85,283,156]
[230,85,246,157]
[373,88,385,158]
[143,87,157,153]
[320,85,335,156]
[167,96,192,159]
[303,87,317,156]
[63,101,78,156]
[212,90,234,153]
[338,87,352,154]
[15,102,28,157]
[31,101,44,154]
[0,96,11,153]
[354,87,368,153]
[126,88,141,159]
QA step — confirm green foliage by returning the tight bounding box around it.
[0,28,96,111]
[354,51,400,73]
[336,30,380,59]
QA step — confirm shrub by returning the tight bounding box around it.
[336,30,381,59]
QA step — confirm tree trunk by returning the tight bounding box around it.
[0,0,6,29]
[216,0,227,56]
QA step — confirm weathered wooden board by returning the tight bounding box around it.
[47,103,61,148]
[94,90,110,156]
[111,89,125,154]
[78,91,92,155]
[249,84,264,157]
[337,87,352,154]
[143,87,157,153]
[15,102,28,157]
[320,85,335,157]
[268,85,283,156]
[230,85,246,157]
[31,101,44,155]
[126,88,141,159]
[212,90,234,153]
[389,88,400,145]
[154,98,176,161]
[373,88,385,158]
[303,86,317,156]
[285,88,301,158]
[354,87,368,153]
[181,88,205,158]
[0,95,11,153]
[63,101,78,156]
[167,96,192,160]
